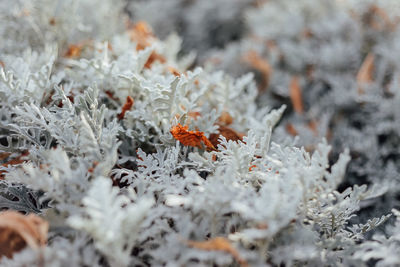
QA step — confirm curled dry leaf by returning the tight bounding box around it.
[0,151,29,179]
[64,44,83,58]
[357,53,375,94]
[243,50,272,89]
[128,21,154,50]
[117,96,134,120]
[285,123,298,136]
[368,4,397,31]
[209,125,243,148]
[128,21,166,68]
[186,237,248,267]
[0,211,48,259]
[289,76,304,114]
[170,123,216,151]
[218,111,233,126]
[167,66,181,77]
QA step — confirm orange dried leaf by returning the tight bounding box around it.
[244,50,272,89]
[49,17,56,25]
[209,125,243,148]
[249,164,257,171]
[128,21,154,50]
[369,4,397,30]
[64,44,82,58]
[186,237,248,267]
[144,52,166,69]
[0,211,48,259]
[308,120,318,136]
[167,66,181,76]
[218,111,233,126]
[105,90,119,101]
[0,151,29,179]
[118,96,134,120]
[285,123,298,136]
[289,76,304,114]
[0,61,4,68]
[357,53,375,94]
[170,124,216,151]
[88,161,99,173]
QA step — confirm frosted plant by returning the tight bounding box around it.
[203,0,400,224]
[0,0,397,266]
[128,0,255,55]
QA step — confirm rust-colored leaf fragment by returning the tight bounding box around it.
[88,161,99,173]
[64,44,82,58]
[186,237,248,267]
[357,53,375,94]
[0,151,29,179]
[209,125,243,148]
[167,66,181,76]
[105,90,119,101]
[170,124,216,151]
[368,4,397,31]
[0,211,48,259]
[285,123,298,136]
[118,96,134,120]
[144,52,166,69]
[49,17,56,25]
[0,61,4,68]
[308,120,318,136]
[128,21,154,50]
[289,76,304,114]
[218,111,233,126]
[243,50,272,89]
[249,164,257,171]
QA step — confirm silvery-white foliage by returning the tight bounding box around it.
[0,0,398,266]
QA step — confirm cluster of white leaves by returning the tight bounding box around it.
[0,0,398,266]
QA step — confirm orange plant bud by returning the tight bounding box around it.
[118,96,134,120]
[170,124,216,151]
[186,237,248,267]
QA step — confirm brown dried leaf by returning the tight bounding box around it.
[170,124,216,151]
[144,52,166,69]
[308,120,318,136]
[0,151,29,179]
[357,53,375,94]
[186,237,248,267]
[64,44,83,58]
[209,125,243,148]
[218,111,233,126]
[289,76,304,114]
[167,66,181,77]
[285,123,298,136]
[243,50,272,89]
[0,211,48,259]
[128,21,154,50]
[117,96,134,120]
